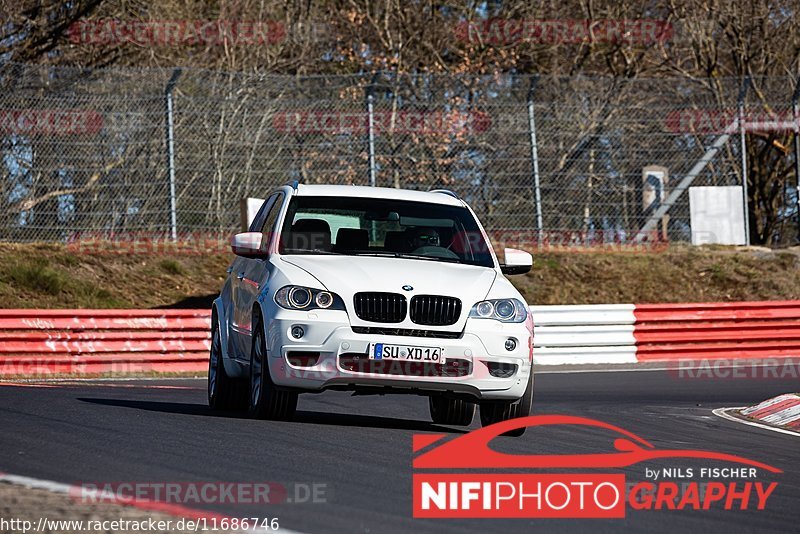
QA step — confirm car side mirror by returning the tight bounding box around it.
[231,232,266,258]
[500,248,532,275]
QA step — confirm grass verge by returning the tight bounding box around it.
[1,242,799,308]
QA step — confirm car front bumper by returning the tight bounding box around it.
[264,309,532,401]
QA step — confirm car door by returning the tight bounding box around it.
[233,192,285,362]
[230,193,278,360]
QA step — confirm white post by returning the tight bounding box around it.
[366,85,377,187]
[165,68,183,241]
[738,77,751,245]
[527,77,543,245]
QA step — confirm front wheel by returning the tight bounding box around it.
[479,370,534,437]
[249,312,298,420]
[429,397,475,426]
[208,316,246,411]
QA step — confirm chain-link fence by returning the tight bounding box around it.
[1,62,798,248]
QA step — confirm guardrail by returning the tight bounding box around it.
[532,300,800,364]
[530,305,637,365]
[1,301,799,376]
[0,309,210,376]
[633,301,800,360]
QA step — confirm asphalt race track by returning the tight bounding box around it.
[1,369,798,533]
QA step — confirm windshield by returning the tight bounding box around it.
[278,196,495,268]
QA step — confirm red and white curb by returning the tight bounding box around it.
[713,394,800,438]
[741,394,800,429]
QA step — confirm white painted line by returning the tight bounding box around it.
[536,361,800,374]
[535,367,671,374]
[0,473,74,494]
[5,363,792,377]
[712,407,800,438]
[0,376,204,384]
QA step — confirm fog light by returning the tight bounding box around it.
[291,325,305,339]
[505,338,517,351]
[486,361,518,378]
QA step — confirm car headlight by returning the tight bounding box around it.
[469,298,527,323]
[274,286,345,311]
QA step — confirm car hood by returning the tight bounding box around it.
[281,255,497,330]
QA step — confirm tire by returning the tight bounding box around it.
[249,311,298,420]
[429,396,476,426]
[479,370,534,437]
[208,315,247,411]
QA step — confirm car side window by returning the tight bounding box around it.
[248,195,278,233]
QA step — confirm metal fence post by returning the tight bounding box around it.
[738,77,751,245]
[165,68,182,241]
[366,76,378,187]
[793,77,800,243]
[526,76,543,246]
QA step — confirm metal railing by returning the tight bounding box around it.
[1,63,798,247]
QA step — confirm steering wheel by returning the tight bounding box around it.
[411,246,461,260]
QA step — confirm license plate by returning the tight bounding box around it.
[369,343,443,363]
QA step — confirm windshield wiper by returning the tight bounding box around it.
[396,253,464,264]
[350,251,466,264]
[282,248,344,255]
[348,251,398,257]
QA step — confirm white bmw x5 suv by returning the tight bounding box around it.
[209,183,534,433]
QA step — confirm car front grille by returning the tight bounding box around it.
[353,292,407,323]
[351,326,462,339]
[409,295,462,326]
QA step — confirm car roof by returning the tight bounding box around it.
[292,184,464,207]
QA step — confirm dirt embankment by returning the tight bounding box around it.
[1,243,799,309]
[513,245,800,305]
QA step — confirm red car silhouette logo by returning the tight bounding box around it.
[413,415,781,472]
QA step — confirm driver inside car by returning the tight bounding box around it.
[409,227,441,251]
